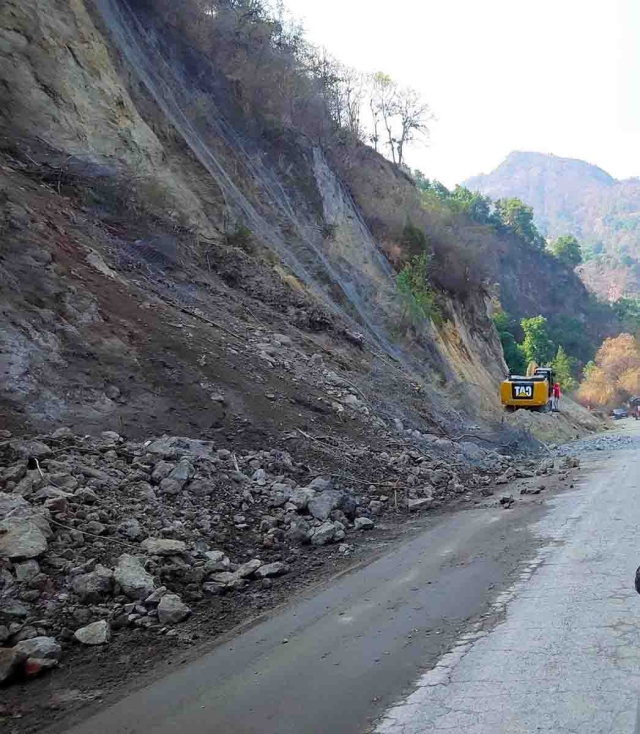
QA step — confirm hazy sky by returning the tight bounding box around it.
[284,0,640,187]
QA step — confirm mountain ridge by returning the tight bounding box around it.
[464,151,640,300]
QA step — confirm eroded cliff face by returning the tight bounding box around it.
[0,0,508,438]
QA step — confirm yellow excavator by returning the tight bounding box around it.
[501,362,555,412]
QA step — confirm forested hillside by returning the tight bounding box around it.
[465,151,640,300]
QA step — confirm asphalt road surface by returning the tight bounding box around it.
[63,427,640,734]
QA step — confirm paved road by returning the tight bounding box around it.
[62,491,547,733]
[61,427,640,734]
[376,431,640,733]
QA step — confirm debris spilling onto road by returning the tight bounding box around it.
[0,427,576,700]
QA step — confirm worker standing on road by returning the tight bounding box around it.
[552,381,561,412]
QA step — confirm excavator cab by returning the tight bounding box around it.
[501,366,555,412]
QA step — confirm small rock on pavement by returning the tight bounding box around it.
[157,594,191,625]
[354,517,375,530]
[255,562,289,579]
[74,620,111,646]
[499,494,515,508]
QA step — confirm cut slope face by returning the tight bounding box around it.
[465,151,640,299]
[0,0,512,441]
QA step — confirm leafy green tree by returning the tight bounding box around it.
[494,198,544,249]
[492,308,526,374]
[520,315,556,365]
[396,253,437,324]
[613,297,640,334]
[550,235,582,267]
[448,186,493,224]
[412,170,431,192]
[552,345,577,391]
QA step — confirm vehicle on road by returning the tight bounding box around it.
[611,408,628,420]
[501,366,555,412]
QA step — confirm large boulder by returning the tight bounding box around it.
[289,488,316,511]
[308,490,344,521]
[72,565,114,603]
[114,554,155,600]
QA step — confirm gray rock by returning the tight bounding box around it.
[308,490,343,522]
[2,463,27,484]
[0,599,30,618]
[169,459,195,484]
[145,436,215,460]
[308,477,333,492]
[51,427,73,439]
[406,498,433,512]
[9,440,51,460]
[0,647,26,684]
[255,562,289,579]
[117,518,144,541]
[144,586,168,605]
[354,517,375,530]
[14,636,61,661]
[114,554,155,600]
[158,479,182,496]
[252,469,267,486]
[310,521,336,546]
[157,594,191,625]
[289,487,316,511]
[74,620,111,645]
[203,552,230,574]
[74,488,99,504]
[234,559,262,578]
[0,625,9,642]
[151,461,175,484]
[0,511,49,559]
[141,538,186,556]
[72,565,114,603]
[15,559,40,583]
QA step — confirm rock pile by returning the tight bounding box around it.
[0,428,538,686]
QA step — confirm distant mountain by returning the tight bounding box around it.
[464,151,640,300]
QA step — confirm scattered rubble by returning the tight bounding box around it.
[0,427,579,696]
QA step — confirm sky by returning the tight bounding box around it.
[284,0,640,187]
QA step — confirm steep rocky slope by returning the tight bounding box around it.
[465,151,640,300]
[0,0,509,438]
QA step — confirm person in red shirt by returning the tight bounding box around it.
[552,382,561,411]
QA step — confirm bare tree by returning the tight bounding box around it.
[394,86,434,167]
[369,72,398,162]
[367,74,433,166]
